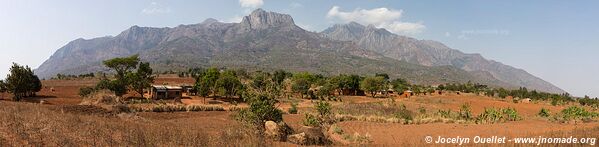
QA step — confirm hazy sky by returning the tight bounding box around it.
[0,0,598,97]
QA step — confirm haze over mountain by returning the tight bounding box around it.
[35,9,565,93]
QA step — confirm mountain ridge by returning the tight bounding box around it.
[35,9,565,93]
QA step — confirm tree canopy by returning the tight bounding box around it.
[3,63,42,101]
[360,76,385,97]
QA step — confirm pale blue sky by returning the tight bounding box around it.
[0,0,598,97]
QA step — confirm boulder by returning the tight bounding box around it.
[264,121,293,141]
[39,100,48,104]
[287,133,307,145]
[287,126,329,145]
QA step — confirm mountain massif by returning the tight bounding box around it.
[35,9,565,93]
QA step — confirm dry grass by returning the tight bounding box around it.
[0,101,265,146]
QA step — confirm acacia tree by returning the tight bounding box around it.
[102,55,140,97]
[360,76,385,97]
[127,62,154,98]
[4,63,42,101]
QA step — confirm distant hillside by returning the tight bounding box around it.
[35,9,564,93]
[322,22,565,93]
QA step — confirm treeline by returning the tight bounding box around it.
[52,73,96,80]
[437,82,597,106]
[74,55,598,108]
[0,63,42,101]
[186,68,419,99]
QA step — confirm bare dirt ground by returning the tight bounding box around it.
[1,78,598,146]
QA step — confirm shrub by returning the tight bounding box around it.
[538,108,551,117]
[437,109,453,118]
[476,108,503,124]
[315,101,332,117]
[560,106,597,121]
[288,102,298,114]
[418,106,426,114]
[502,108,522,121]
[302,113,319,127]
[332,125,343,134]
[235,93,283,130]
[476,108,522,124]
[459,103,473,120]
[79,87,96,98]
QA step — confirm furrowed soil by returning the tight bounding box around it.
[0,78,597,146]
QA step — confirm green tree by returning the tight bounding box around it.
[102,55,140,96]
[4,63,41,101]
[102,55,140,80]
[391,78,410,94]
[316,82,334,99]
[347,75,362,95]
[127,62,154,98]
[203,67,220,96]
[291,72,316,99]
[328,75,345,95]
[360,76,385,97]
[251,72,269,91]
[216,70,243,99]
[292,77,310,99]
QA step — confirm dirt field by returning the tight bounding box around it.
[1,78,598,146]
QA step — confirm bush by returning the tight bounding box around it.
[288,102,298,114]
[560,106,597,121]
[418,106,426,114]
[476,108,502,124]
[235,94,283,129]
[502,108,522,121]
[315,101,332,117]
[538,108,551,117]
[476,108,522,124]
[302,113,319,127]
[79,87,96,98]
[459,103,473,120]
[437,109,453,118]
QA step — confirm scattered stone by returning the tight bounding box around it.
[287,126,328,145]
[264,121,293,141]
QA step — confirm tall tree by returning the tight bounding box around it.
[102,55,140,97]
[216,70,242,99]
[360,76,385,97]
[127,62,154,98]
[102,55,140,80]
[391,78,410,94]
[292,72,314,99]
[4,63,41,101]
[203,67,220,96]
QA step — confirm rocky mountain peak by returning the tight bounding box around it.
[240,8,295,30]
